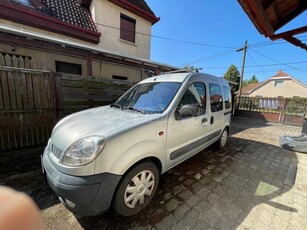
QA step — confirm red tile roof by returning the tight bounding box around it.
[271,70,290,78]
[237,83,261,96]
[41,0,98,33]
[2,0,98,33]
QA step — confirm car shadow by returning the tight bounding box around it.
[76,135,298,229]
[0,146,59,210]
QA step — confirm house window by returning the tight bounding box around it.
[112,75,128,81]
[274,80,283,87]
[56,61,82,75]
[120,14,136,43]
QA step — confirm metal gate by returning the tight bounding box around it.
[0,66,57,151]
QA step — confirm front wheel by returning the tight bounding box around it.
[217,128,228,149]
[112,162,159,216]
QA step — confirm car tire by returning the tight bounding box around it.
[217,128,228,149]
[112,162,159,216]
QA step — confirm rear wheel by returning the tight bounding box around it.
[217,128,228,149]
[113,162,159,216]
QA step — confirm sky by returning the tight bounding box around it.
[146,1,307,84]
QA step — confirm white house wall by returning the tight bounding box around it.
[91,0,152,59]
[250,79,307,98]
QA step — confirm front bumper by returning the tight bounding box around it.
[43,153,121,217]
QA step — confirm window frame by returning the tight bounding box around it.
[55,61,82,75]
[223,86,231,110]
[274,80,284,87]
[120,13,136,43]
[209,83,223,112]
[176,82,207,119]
[112,75,128,81]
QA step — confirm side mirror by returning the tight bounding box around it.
[175,104,200,120]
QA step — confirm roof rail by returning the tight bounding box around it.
[162,68,203,74]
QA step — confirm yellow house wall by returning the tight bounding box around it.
[250,79,307,98]
[0,43,88,74]
[92,60,149,81]
[90,0,152,59]
[0,43,149,81]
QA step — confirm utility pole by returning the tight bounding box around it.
[237,40,247,109]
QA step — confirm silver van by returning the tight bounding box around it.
[42,72,231,216]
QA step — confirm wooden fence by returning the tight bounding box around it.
[0,69,133,151]
[235,96,307,126]
[0,67,56,151]
[55,73,133,118]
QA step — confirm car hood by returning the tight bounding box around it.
[51,106,161,150]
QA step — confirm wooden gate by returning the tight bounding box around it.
[0,67,57,151]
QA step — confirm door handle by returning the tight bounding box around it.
[202,118,207,123]
[210,116,214,124]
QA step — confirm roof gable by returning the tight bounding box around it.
[271,70,290,78]
[108,0,160,24]
[250,70,307,94]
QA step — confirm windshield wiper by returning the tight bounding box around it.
[110,102,123,110]
[124,106,146,114]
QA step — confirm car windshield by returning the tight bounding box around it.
[114,82,181,114]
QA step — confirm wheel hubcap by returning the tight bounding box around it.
[221,130,228,146]
[124,170,155,208]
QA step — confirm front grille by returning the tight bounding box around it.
[52,144,63,159]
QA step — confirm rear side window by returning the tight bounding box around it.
[209,84,223,112]
[223,86,231,109]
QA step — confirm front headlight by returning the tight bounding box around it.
[61,136,105,166]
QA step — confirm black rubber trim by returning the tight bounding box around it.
[170,130,221,160]
[224,111,232,115]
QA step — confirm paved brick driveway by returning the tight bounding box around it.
[1,117,307,230]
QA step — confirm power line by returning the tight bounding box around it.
[249,48,307,73]
[95,22,237,49]
[247,50,270,77]
[179,49,237,66]
[244,68,307,74]
[249,34,307,47]
[202,60,307,69]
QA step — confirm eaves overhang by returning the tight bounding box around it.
[108,0,160,25]
[238,0,307,51]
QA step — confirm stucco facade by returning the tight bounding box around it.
[90,0,152,59]
[0,41,150,81]
[249,74,307,98]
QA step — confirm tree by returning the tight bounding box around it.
[224,65,240,90]
[242,75,259,87]
[249,75,259,83]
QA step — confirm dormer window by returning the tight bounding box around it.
[120,14,136,43]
